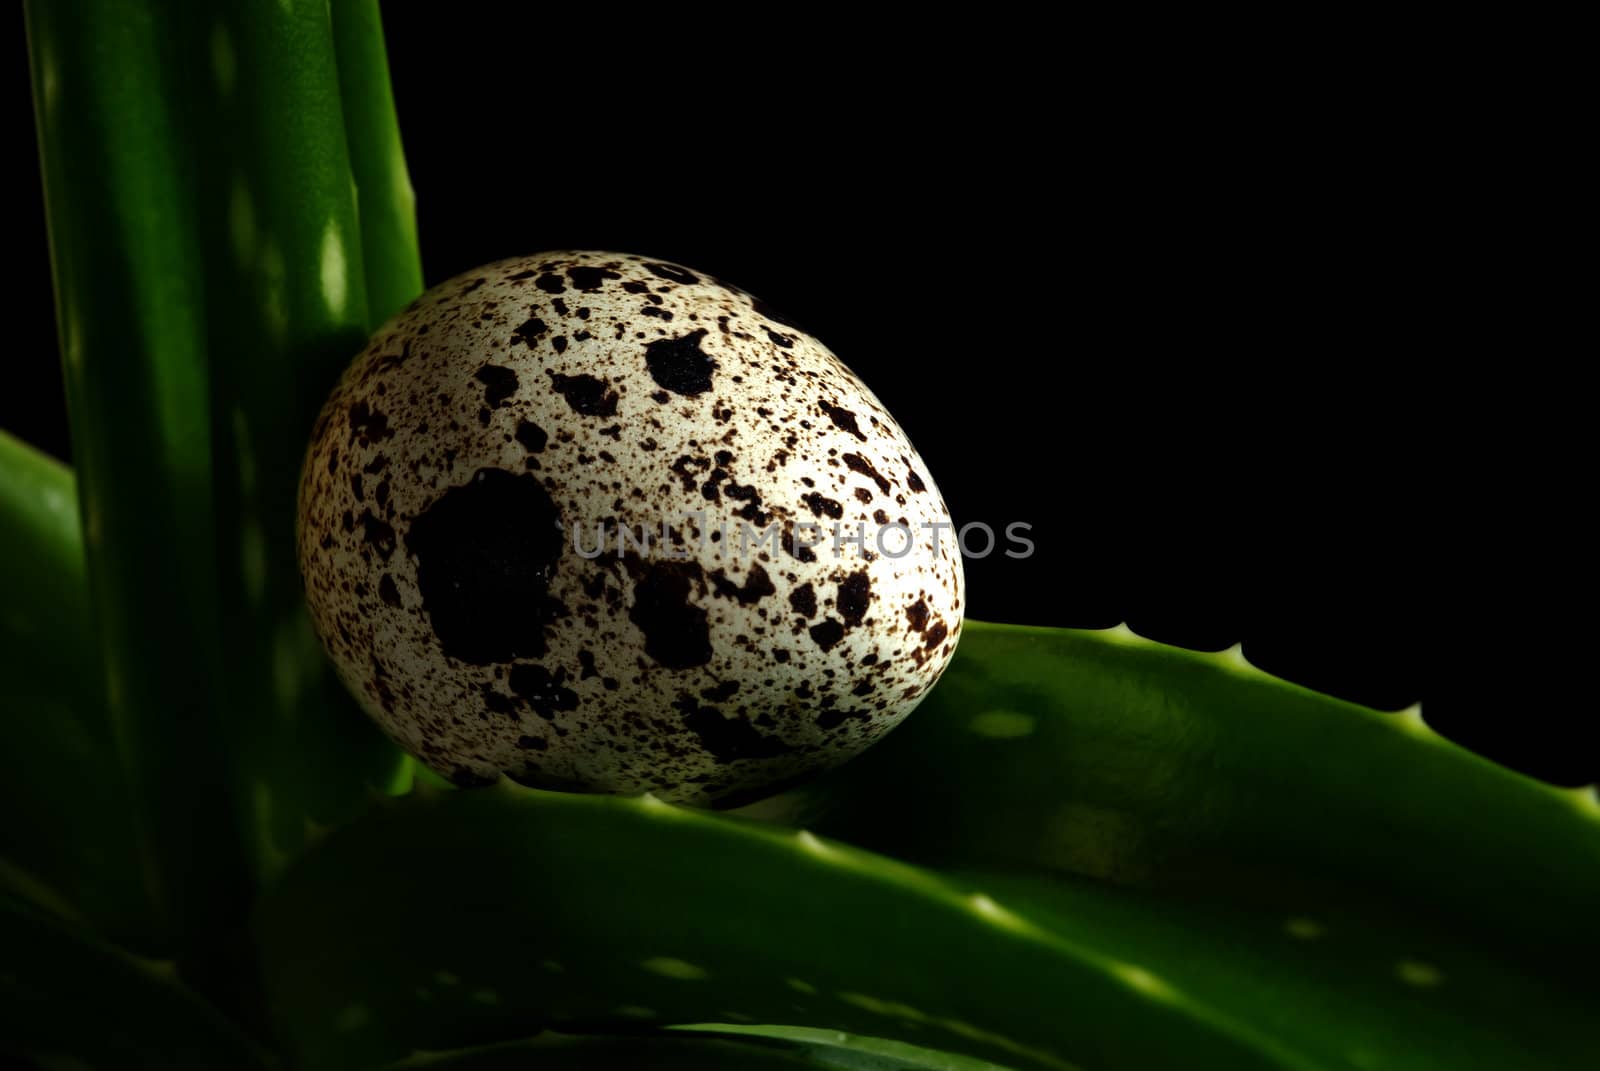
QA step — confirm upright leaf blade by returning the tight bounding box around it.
[24,0,247,955]
[331,0,425,327]
[184,0,413,885]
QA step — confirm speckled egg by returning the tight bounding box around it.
[297,251,963,804]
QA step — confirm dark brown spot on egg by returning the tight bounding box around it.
[348,401,391,444]
[567,264,621,291]
[801,492,844,519]
[481,687,517,717]
[628,561,712,669]
[645,262,699,285]
[710,563,776,605]
[405,468,566,665]
[645,329,716,396]
[819,401,866,441]
[474,365,519,408]
[816,708,866,731]
[675,695,791,762]
[511,316,547,345]
[843,452,891,494]
[836,570,871,626]
[789,582,817,618]
[546,371,618,417]
[751,296,803,332]
[360,511,397,560]
[809,618,845,650]
[515,419,548,453]
[509,664,580,720]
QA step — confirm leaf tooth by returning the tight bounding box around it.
[1565,784,1600,821]
[1391,702,1433,739]
[794,829,845,861]
[1003,621,1598,850]
[1214,642,1253,672]
[1100,622,1141,645]
[635,791,689,817]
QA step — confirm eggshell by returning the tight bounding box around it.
[297,251,963,804]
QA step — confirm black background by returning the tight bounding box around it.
[8,15,1590,784]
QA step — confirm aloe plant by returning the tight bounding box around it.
[6,5,1594,1069]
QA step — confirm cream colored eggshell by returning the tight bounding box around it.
[297,251,962,804]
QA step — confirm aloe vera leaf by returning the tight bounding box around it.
[184,0,411,883]
[761,621,1600,960]
[24,0,249,953]
[0,892,271,1070]
[0,432,151,939]
[330,0,425,326]
[256,784,1303,1071]
[381,1029,1008,1070]
[952,868,1595,1071]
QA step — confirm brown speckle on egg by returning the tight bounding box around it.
[296,251,963,805]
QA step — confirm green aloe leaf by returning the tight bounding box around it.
[761,621,1600,960]
[186,0,413,884]
[25,0,248,955]
[380,1028,1011,1070]
[0,891,270,1070]
[257,784,1295,1071]
[0,431,148,939]
[27,4,419,942]
[950,868,1595,1071]
[331,0,425,327]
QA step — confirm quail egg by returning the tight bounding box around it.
[297,251,963,804]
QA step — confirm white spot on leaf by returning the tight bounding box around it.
[969,710,1035,739]
[320,222,348,317]
[1395,959,1443,988]
[210,24,236,95]
[642,957,708,981]
[1284,917,1325,940]
[1111,962,1176,1001]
